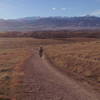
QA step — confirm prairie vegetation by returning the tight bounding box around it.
[45,39,100,92]
[0,36,100,99]
[0,38,35,99]
[0,37,70,99]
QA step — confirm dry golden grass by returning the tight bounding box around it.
[0,48,31,96]
[0,37,99,98]
[45,40,100,92]
[0,38,35,98]
[0,38,69,49]
[0,38,66,98]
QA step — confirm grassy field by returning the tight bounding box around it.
[45,39,100,92]
[0,37,99,99]
[0,37,70,99]
[0,38,36,99]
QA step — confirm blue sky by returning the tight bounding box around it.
[0,0,100,19]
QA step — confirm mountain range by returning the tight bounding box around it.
[0,16,100,32]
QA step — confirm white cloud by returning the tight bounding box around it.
[52,8,56,10]
[51,7,71,12]
[90,10,100,16]
[61,8,66,11]
[81,10,100,17]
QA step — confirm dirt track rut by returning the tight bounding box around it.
[14,50,100,100]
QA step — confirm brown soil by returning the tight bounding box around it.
[13,50,100,100]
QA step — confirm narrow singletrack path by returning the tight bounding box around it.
[15,50,100,100]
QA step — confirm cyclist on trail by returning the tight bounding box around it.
[39,47,43,57]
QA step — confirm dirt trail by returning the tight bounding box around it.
[14,50,100,100]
